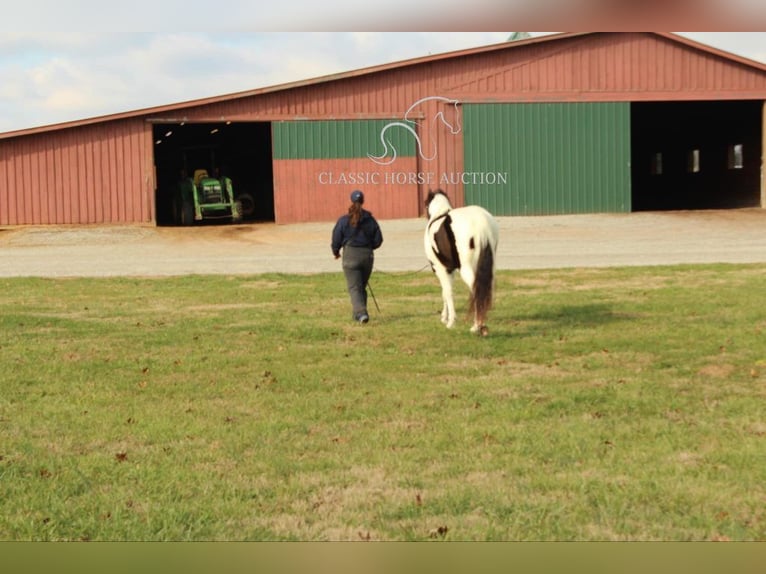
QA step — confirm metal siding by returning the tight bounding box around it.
[0,151,7,225]
[17,141,29,222]
[0,119,152,225]
[107,135,118,222]
[271,119,420,223]
[272,120,415,160]
[4,148,16,224]
[452,33,766,103]
[273,157,419,223]
[464,102,631,215]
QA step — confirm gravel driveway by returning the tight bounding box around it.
[2,209,766,278]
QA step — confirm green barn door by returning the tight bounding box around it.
[463,102,631,215]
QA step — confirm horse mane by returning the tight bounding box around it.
[425,189,452,219]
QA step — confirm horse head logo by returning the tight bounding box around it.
[368,96,461,166]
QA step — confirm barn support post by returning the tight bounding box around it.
[762,100,766,208]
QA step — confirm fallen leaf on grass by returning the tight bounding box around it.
[711,534,731,542]
[429,526,449,539]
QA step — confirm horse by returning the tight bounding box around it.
[424,189,499,336]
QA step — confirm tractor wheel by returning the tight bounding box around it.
[236,193,255,219]
[232,201,243,223]
[180,200,195,226]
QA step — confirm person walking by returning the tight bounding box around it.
[331,190,383,323]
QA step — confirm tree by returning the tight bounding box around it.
[508,32,531,42]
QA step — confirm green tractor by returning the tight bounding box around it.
[174,169,242,225]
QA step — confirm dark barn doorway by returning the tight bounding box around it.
[631,100,762,211]
[153,122,274,225]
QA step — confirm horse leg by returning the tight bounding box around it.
[458,265,482,333]
[468,242,496,337]
[436,268,456,328]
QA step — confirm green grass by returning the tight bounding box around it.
[1,265,766,540]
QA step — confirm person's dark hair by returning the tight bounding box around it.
[348,201,363,227]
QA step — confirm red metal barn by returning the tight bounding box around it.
[1,32,766,225]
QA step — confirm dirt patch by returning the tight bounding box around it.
[2,225,156,246]
[187,303,261,312]
[697,364,737,379]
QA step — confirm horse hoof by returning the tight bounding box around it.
[479,326,489,337]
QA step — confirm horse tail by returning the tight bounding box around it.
[469,240,495,323]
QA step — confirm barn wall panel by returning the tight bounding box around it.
[0,151,8,225]
[19,140,31,223]
[43,147,53,224]
[0,148,14,225]
[0,119,152,225]
[272,119,420,223]
[464,102,631,215]
[273,158,419,223]
[451,33,766,102]
[272,119,415,160]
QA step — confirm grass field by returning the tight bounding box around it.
[1,264,766,541]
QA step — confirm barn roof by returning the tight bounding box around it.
[3,32,766,140]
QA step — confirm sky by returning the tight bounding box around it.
[2,3,766,134]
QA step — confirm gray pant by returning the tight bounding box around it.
[342,245,374,319]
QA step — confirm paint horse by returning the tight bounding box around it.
[424,189,499,336]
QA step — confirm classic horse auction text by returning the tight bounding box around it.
[317,171,509,186]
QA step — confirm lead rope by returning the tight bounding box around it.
[366,281,381,313]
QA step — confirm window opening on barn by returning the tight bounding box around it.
[687,149,701,173]
[727,144,744,169]
[650,152,663,175]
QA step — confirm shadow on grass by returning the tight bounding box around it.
[490,303,631,339]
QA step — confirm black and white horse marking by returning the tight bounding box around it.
[424,189,499,335]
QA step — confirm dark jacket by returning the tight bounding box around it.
[331,210,383,257]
